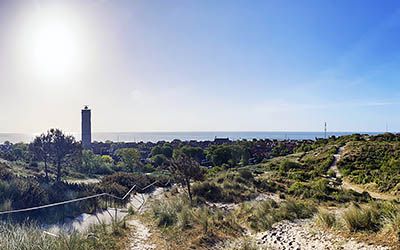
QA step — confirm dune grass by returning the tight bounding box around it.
[0,219,127,250]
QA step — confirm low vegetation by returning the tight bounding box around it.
[313,200,400,246]
[339,139,400,192]
[236,198,316,232]
[147,194,316,249]
[3,132,400,248]
[0,220,127,250]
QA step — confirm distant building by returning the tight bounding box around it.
[81,106,92,149]
[214,137,231,144]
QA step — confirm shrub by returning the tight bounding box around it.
[241,199,316,232]
[279,160,302,173]
[342,205,380,232]
[288,182,310,197]
[151,195,190,227]
[316,210,336,229]
[0,221,122,250]
[238,169,254,181]
[192,181,223,202]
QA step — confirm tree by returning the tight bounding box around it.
[50,129,77,182]
[30,133,52,180]
[152,144,173,158]
[151,154,167,167]
[180,146,204,163]
[82,149,101,170]
[81,150,114,175]
[206,145,243,167]
[169,153,204,204]
[151,146,162,156]
[116,148,141,171]
[161,144,173,158]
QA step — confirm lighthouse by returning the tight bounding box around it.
[81,106,92,149]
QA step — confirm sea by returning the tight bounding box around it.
[0,131,383,144]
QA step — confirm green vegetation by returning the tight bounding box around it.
[169,153,204,203]
[147,194,316,249]
[0,219,127,250]
[115,148,141,171]
[316,209,336,229]
[3,132,400,248]
[342,204,380,232]
[148,194,242,249]
[313,200,400,245]
[237,199,316,232]
[0,163,96,222]
[193,169,258,203]
[339,139,400,192]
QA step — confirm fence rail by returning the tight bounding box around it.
[0,180,166,216]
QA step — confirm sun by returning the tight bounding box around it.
[20,7,86,80]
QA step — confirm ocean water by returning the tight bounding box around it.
[0,131,382,144]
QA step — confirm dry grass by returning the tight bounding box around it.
[0,219,127,250]
[316,209,336,229]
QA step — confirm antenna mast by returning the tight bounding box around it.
[324,122,327,139]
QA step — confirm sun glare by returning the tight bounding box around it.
[20,7,86,80]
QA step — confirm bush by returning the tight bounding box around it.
[316,210,336,229]
[192,181,223,202]
[238,169,254,181]
[240,199,316,232]
[151,195,190,227]
[342,205,380,232]
[0,221,123,250]
[279,160,302,173]
[288,182,310,197]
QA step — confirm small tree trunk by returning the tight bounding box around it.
[56,161,61,182]
[44,159,49,181]
[186,178,192,205]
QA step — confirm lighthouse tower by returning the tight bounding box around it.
[81,106,92,149]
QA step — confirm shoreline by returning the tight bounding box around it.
[0,131,385,144]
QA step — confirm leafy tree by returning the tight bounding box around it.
[151,146,162,156]
[161,144,173,158]
[82,150,101,169]
[1,142,30,162]
[152,144,173,158]
[81,150,114,175]
[50,129,77,182]
[151,154,167,167]
[180,146,204,163]
[11,143,30,162]
[206,145,243,167]
[101,155,114,164]
[30,133,52,180]
[116,148,141,171]
[168,153,204,204]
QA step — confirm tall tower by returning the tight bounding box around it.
[81,106,92,149]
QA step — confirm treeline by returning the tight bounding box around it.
[0,132,319,180]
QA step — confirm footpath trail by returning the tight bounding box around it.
[128,219,155,250]
[232,146,393,250]
[329,146,398,201]
[256,219,389,250]
[126,188,166,250]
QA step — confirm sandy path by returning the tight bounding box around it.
[128,219,156,250]
[329,146,397,201]
[127,188,166,250]
[256,219,389,250]
[220,219,389,250]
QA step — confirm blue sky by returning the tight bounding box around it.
[1,0,400,133]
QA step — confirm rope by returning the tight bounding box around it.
[0,178,170,216]
[0,185,135,216]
